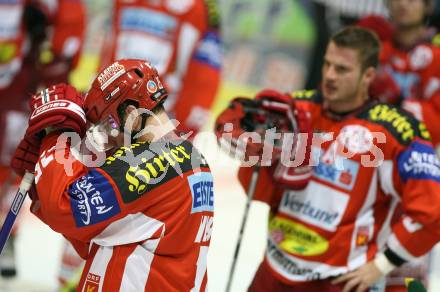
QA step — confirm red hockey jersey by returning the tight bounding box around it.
[239,90,440,283]
[32,134,214,291]
[372,39,440,147]
[0,0,85,165]
[100,0,222,134]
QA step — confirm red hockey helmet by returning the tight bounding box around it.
[84,59,168,126]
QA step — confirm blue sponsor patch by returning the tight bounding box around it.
[193,31,222,69]
[313,157,359,191]
[120,8,177,38]
[398,141,440,183]
[69,169,121,227]
[187,172,214,213]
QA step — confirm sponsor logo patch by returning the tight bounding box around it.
[187,172,214,213]
[194,32,222,69]
[266,239,322,280]
[100,141,209,204]
[279,183,349,232]
[84,273,100,292]
[97,62,125,90]
[312,147,360,191]
[69,169,121,227]
[355,226,370,247]
[366,104,426,144]
[146,80,158,93]
[338,125,373,154]
[398,141,440,183]
[120,8,177,39]
[269,216,329,256]
[410,45,433,70]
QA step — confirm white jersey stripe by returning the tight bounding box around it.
[82,245,114,292]
[378,161,400,200]
[119,227,164,291]
[93,213,165,246]
[348,171,377,270]
[376,199,399,249]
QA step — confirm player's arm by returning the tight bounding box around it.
[171,0,222,134]
[216,89,313,207]
[382,136,440,268]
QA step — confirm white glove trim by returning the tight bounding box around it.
[30,100,86,124]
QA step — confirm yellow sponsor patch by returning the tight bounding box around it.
[291,89,316,100]
[0,43,17,63]
[269,216,329,256]
[418,122,431,140]
[369,104,414,142]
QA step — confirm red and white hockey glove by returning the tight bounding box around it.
[26,83,87,139]
[215,89,313,190]
[254,89,313,190]
[11,84,86,176]
[11,136,41,177]
[214,93,295,166]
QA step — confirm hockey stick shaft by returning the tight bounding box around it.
[225,165,260,292]
[0,172,34,255]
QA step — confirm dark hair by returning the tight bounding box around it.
[117,100,165,123]
[330,26,380,71]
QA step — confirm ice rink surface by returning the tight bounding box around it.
[1,137,440,292]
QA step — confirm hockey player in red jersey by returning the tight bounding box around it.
[11,59,214,291]
[99,0,222,135]
[366,0,440,150]
[215,27,440,292]
[0,0,85,278]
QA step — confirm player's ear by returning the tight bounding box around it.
[124,104,142,131]
[362,66,376,86]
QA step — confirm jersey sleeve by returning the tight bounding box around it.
[32,133,123,243]
[32,133,171,246]
[384,131,440,264]
[171,0,222,134]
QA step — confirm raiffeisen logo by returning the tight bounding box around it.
[98,62,125,90]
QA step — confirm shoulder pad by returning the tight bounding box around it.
[204,0,220,28]
[291,90,322,103]
[358,103,430,145]
[99,140,209,203]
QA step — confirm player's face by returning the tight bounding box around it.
[388,0,426,28]
[321,42,364,105]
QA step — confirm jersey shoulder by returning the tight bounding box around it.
[357,102,431,145]
[290,89,323,104]
[99,140,209,204]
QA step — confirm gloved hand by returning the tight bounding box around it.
[11,83,86,176]
[254,89,313,190]
[11,136,41,177]
[214,92,295,165]
[215,89,313,189]
[27,83,87,139]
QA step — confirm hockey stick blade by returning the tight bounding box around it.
[0,172,34,255]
